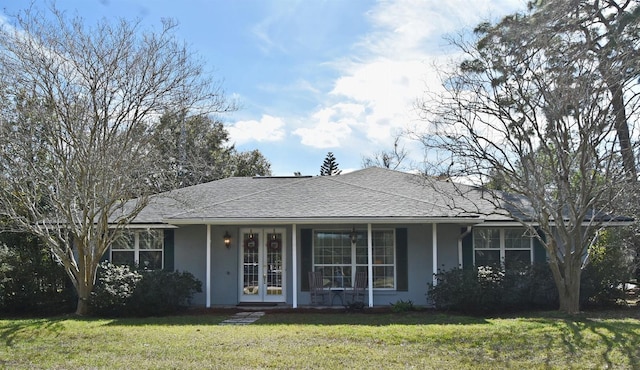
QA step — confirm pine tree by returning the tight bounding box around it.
[320,152,342,176]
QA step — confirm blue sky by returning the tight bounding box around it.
[3,0,526,176]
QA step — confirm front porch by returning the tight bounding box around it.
[169,221,465,309]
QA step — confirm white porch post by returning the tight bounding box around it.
[432,223,438,287]
[292,224,298,308]
[206,224,211,308]
[367,223,373,307]
[458,235,463,268]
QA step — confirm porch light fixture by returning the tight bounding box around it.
[349,227,358,244]
[223,231,231,248]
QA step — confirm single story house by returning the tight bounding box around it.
[107,167,604,308]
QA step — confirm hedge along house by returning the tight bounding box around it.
[110,167,620,308]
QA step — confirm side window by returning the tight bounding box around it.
[504,229,532,269]
[110,230,164,270]
[138,230,163,270]
[473,228,532,269]
[111,230,136,266]
[473,229,501,267]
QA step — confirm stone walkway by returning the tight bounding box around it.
[219,311,265,325]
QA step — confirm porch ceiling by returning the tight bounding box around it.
[162,216,485,225]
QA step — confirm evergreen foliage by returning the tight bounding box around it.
[0,233,75,315]
[320,152,342,176]
[428,264,559,314]
[429,242,633,315]
[153,113,271,189]
[90,262,202,317]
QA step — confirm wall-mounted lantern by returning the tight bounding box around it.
[349,227,358,244]
[223,231,232,248]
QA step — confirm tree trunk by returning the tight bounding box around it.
[557,274,581,314]
[609,82,637,182]
[75,281,92,316]
[548,258,582,314]
[73,251,96,316]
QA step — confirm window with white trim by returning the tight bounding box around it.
[313,229,395,289]
[110,230,164,270]
[473,228,532,269]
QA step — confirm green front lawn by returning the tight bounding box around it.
[2,309,640,369]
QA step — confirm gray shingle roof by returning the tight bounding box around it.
[128,167,631,226]
[132,167,503,225]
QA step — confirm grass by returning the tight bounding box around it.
[2,309,640,369]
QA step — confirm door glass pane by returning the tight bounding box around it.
[243,232,259,295]
[266,232,283,296]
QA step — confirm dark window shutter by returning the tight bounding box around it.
[101,250,110,263]
[533,227,547,264]
[301,229,313,291]
[462,228,473,269]
[163,229,175,271]
[395,228,408,291]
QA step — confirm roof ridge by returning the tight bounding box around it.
[325,170,455,212]
[165,176,314,218]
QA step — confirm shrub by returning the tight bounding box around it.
[427,267,484,313]
[128,270,202,316]
[90,262,202,317]
[0,233,75,315]
[428,264,558,315]
[90,262,142,316]
[581,229,633,307]
[390,299,415,313]
[429,248,634,315]
[346,301,365,311]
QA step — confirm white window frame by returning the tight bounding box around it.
[473,228,533,267]
[313,229,396,290]
[110,230,164,270]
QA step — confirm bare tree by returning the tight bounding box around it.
[361,136,409,170]
[417,1,639,313]
[0,6,234,315]
[528,0,640,181]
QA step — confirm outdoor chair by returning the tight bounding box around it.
[345,271,366,304]
[308,271,329,305]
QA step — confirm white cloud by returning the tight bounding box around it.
[361,0,518,57]
[294,0,525,158]
[292,105,359,148]
[228,114,286,145]
[331,58,429,125]
[239,0,528,170]
[251,3,298,55]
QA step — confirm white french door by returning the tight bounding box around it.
[240,228,286,303]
